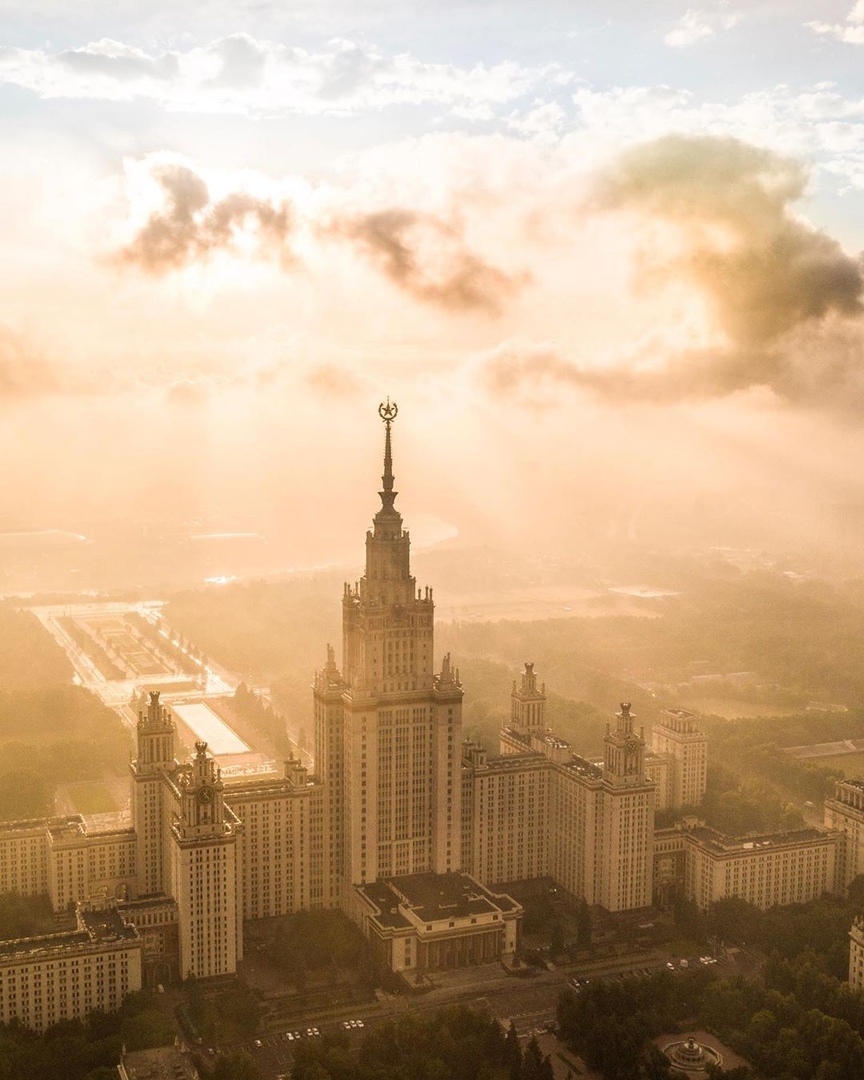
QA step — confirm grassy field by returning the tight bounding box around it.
[66,781,118,815]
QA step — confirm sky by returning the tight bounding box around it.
[2,1,864,570]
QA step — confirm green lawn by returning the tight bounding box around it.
[66,781,118,815]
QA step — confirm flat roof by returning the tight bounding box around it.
[171,702,250,757]
[359,871,521,930]
[688,826,833,855]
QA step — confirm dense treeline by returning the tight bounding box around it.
[181,976,260,1044]
[556,964,864,1080]
[0,606,73,687]
[0,992,173,1080]
[0,688,132,820]
[251,910,371,990]
[442,571,864,708]
[678,880,864,980]
[287,1006,553,1080]
[225,684,290,757]
[557,969,714,1079]
[0,607,132,821]
[554,882,864,1077]
[166,577,342,682]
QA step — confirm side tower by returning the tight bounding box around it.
[338,401,462,888]
[169,742,240,978]
[130,691,176,896]
[600,703,654,910]
[651,708,707,810]
[510,662,546,737]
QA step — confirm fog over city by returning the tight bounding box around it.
[7,5,864,1080]
[2,1,864,582]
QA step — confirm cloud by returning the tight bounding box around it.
[591,135,863,343]
[477,134,864,414]
[116,154,521,314]
[665,7,741,48]
[116,161,293,272]
[0,34,569,118]
[325,209,521,314]
[0,326,107,400]
[808,2,864,44]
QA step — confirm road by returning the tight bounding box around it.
[212,951,740,1080]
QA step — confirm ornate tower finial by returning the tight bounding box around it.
[378,398,399,513]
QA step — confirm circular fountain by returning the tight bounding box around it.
[661,1036,722,1074]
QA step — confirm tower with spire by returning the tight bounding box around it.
[317,400,463,894]
[169,741,241,979]
[131,690,176,897]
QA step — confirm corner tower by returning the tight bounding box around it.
[336,401,462,888]
[131,691,176,896]
[169,742,240,978]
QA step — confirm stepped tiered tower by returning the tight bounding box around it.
[316,400,463,892]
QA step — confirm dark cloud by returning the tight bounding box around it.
[330,209,520,314]
[483,135,864,414]
[118,160,518,314]
[118,163,293,272]
[593,135,863,346]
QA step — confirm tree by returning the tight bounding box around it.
[213,1051,265,1080]
[504,1023,521,1080]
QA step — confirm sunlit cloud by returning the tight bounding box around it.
[114,150,525,315]
[0,34,571,118]
[664,6,742,49]
[472,134,864,415]
[807,1,864,45]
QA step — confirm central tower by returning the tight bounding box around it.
[331,401,463,891]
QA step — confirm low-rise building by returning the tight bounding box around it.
[355,871,521,974]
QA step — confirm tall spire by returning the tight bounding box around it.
[377,398,399,514]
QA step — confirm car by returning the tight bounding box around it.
[254,1039,262,1048]
[356,1020,365,1029]
[285,1032,294,1041]
[310,1027,321,1036]
[293,1031,302,1040]
[342,1021,352,1030]
[666,961,675,970]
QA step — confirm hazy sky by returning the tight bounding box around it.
[2,1,864,562]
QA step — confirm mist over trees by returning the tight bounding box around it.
[0,606,131,821]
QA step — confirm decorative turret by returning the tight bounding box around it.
[510,661,547,735]
[177,741,227,836]
[603,702,647,787]
[134,690,175,772]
